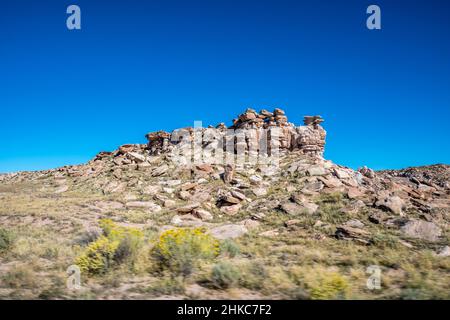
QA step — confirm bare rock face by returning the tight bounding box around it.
[144,108,327,158]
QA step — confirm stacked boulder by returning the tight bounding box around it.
[145,131,172,155]
[143,108,327,158]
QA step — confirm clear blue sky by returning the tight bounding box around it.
[1,0,449,173]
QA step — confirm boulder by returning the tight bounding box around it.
[192,209,213,221]
[400,219,442,242]
[307,166,328,176]
[375,195,405,215]
[177,203,201,214]
[210,224,248,240]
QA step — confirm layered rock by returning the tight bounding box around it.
[144,108,326,157]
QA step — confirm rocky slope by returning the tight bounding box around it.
[0,108,448,300]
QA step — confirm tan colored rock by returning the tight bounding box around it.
[177,203,200,214]
[223,165,234,184]
[210,224,248,239]
[335,226,371,245]
[400,219,442,242]
[192,209,213,221]
[375,195,405,215]
[126,201,161,212]
[220,204,241,215]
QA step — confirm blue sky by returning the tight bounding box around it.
[1,0,449,173]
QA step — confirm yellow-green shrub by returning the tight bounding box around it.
[152,227,219,277]
[75,235,119,274]
[289,266,350,299]
[75,219,144,275]
[308,271,349,299]
[0,228,14,253]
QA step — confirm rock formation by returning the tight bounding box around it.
[144,108,326,158]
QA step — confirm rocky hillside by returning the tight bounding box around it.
[0,108,448,300]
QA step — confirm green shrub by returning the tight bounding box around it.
[0,228,14,253]
[151,227,219,277]
[211,262,241,289]
[372,233,398,249]
[220,239,240,258]
[309,271,349,300]
[75,219,144,275]
[315,193,346,225]
[239,261,267,290]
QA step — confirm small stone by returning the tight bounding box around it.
[249,175,263,184]
[193,209,213,221]
[151,164,169,177]
[163,199,176,208]
[306,166,328,176]
[222,195,241,205]
[437,246,450,257]
[179,190,191,200]
[220,204,241,215]
[177,203,200,214]
[344,219,365,229]
[230,190,246,201]
[252,187,267,197]
[335,225,371,244]
[127,152,146,163]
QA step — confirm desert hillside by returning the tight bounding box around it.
[0,108,448,300]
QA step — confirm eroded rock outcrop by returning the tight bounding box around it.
[144,108,326,158]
